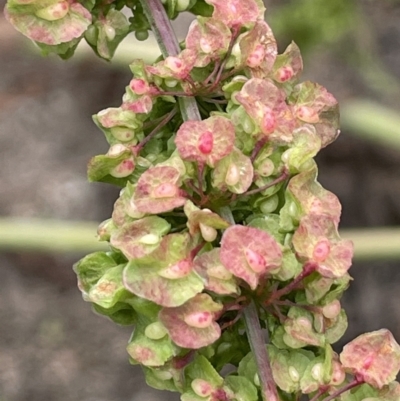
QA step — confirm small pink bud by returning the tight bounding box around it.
[246,44,265,68]
[296,106,319,123]
[313,239,331,262]
[130,79,149,95]
[191,378,213,397]
[275,66,294,82]
[198,131,214,154]
[261,108,277,134]
[184,311,213,328]
[110,158,135,178]
[35,0,69,21]
[152,183,178,198]
[225,163,240,186]
[244,248,267,273]
[158,259,192,279]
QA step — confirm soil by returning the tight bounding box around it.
[1,1,400,400]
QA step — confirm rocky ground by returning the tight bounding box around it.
[1,1,400,400]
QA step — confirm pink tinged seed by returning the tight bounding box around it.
[363,355,374,370]
[207,264,233,280]
[198,131,214,154]
[244,248,267,273]
[191,379,213,397]
[110,159,135,178]
[275,66,294,82]
[152,183,178,198]
[262,108,277,134]
[313,239,331,262]
[322,300,341,319]
[104,25,115,41]
[296,106,319,123]
[130,78,149,95]
[107,144,128,157]
[246,44,265,68]
[331,360,346,386]
[184,311,213,328]
[199,223,218,242]
[200,38,212,54]
[225,163,240,186]
[35,0,69,21]
[165,57,183,72]
[158,259,192,279]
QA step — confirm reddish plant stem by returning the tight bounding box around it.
[197,162,206,199]
[139,0,201,122]
[309,378,363,401]
[250,138,267,162]
[265,262,316,306]
[219,206,279,401]
[136,106,177,151]
[243,168,289,197]
[244,301,279,401]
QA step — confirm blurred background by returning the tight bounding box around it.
[1,0,400,400]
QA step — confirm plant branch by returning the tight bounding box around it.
[243,301,279,401]
[265,262,316,306]
[243,169,289,197]
[218,206,278,401]
[136,106,177,150]
[139,0,201,122]
[312,378,363,401]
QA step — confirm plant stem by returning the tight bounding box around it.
[265,262,316,306]
[137,106,177,150]
[139,0,201,122]
[243,169,289,197]
[315,379,362,401]
[244,301,279,401]
[219,206,278,401]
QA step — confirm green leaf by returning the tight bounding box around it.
[73,251,117,294]
[280,166,342,231]
[93,107,141,146]
[223,375,258,401]
[283,307,325,348]
[126,315,179,366]
[133,165,187,214]
[159,294,222,349]
[93,9,130,60]
[193,248,239,295]
[110,216,171,260]
[175,116,235,167]
[268,344,313,393]
[292,214,353,279]
[212,148,254,194]
[340,329,400,389]
[87,148,135,182]
[186,354,224,387]
[5,1,91,45]
[220,224,282,289]
[88,264,128,308]
[281,124,321,174]
[123,233,204,307]
[93,301,136,325]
